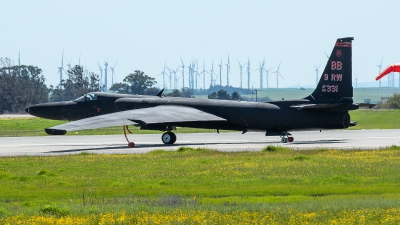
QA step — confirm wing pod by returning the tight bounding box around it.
[375,64,400,80]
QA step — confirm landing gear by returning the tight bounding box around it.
[280,132,294,143]
[123,125,135,148]
[162,131,176,144]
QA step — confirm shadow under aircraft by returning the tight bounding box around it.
[26,37,359,147]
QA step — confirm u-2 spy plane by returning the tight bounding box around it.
[26,37,358,147]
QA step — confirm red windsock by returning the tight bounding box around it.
[375,64,400,80]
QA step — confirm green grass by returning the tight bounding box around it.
[1,146,400,216]
[349,109,400,129]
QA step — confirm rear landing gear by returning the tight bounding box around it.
[280,132,294,143]
[162,132,176,144]
[123,125,135,148]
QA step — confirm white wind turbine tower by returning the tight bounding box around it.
[98,63,103,91]
[247,57,251,90]
[274,62,284,88]
[166,66,173,90]
[159,63,167,89]
[314,64,321,87]
[173,66,180,89]
[104,61,109,92]
[238,60,247,89]
[226,55,231,86]
[377,57,384,88]
[67,62,71,79]
[180,56,185,88]
[57,51,64,86]
[257,58,266,89]
[110,61,118,86]
[198,60,208,90]
[218,59,223,86]
[264,67,273,88]
[210,60,216,86]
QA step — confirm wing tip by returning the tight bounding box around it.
[45,128,67,135]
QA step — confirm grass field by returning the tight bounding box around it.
[1,109,400,137]
[1,146,400,223]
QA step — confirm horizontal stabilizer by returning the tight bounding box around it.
[291,103,345,110]
[357,103,376,108]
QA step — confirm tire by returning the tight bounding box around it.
[162,132,176,144]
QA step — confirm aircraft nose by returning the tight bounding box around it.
[25,107,29,114]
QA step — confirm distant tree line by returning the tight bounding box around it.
[208,89,243,100]
[377,93,400,109]
[0,58,48,114]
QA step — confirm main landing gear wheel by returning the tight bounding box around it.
[162,132,176,144]
[280,132,294,143]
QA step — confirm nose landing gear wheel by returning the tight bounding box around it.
[162,132,176,144]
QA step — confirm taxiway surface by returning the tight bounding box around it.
[0,130,399,156]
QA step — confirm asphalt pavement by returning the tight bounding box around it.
[0,130,399,156]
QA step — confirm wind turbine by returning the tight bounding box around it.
[247,57,251,90]
[209,60,215,86]
[98,63,103,91]
[110,61,118,86]
[159,63,167,89]
[376,57,384,87]
[218,59,223,86]
[180,56,185,88]
[166,66,173,90]
[67,62,71,79]
[264,67,273,89]
[57,51,64,86]
[238,60,247,89]
[226,55,230,86]
[274,62,284,88]
[314,64,321,87]
[257,58,266,89]
[173,66,180,89]
[198,60,208,90]
[104,61,109,92]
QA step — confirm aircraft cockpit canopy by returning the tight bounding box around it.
[73,93,98,102]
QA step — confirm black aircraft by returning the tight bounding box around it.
[26,37,359,147]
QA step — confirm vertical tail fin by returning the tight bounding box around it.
[307,37,354,102]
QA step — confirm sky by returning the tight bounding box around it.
[2,0,400,90]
